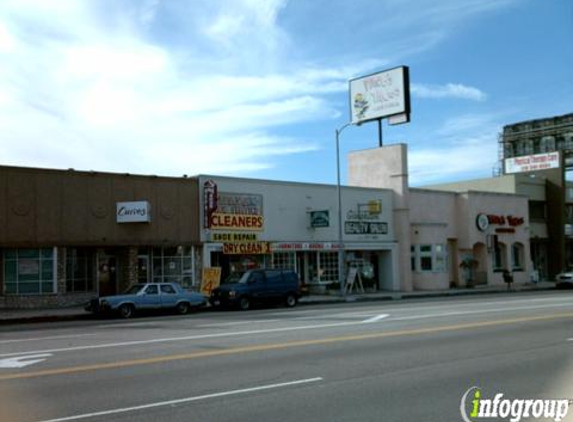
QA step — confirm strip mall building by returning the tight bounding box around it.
[0,143,536,308]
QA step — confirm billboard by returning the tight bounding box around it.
[504,152,560,174]
[349,66,410,125]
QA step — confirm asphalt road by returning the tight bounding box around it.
[1,291,573,422]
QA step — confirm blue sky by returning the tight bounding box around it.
[0,0,571,186]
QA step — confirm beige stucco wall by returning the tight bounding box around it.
[465,191,531,286]
[410,189,456,290]
[424,175,519,193]
[409,189,531,290]
[348,144,412,291]
[347,142,532,291]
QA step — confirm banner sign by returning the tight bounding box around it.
[217,193,263,215]
[211,233,258,242]
[223,242,271,255]
[345,221,388,235]
[504,152,560,174]
[203,186,264,231]
[209,213,264,231]
[272,243,340,251]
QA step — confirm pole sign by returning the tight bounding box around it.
[349,66,410,125]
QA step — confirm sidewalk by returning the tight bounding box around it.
[0,282,557,325]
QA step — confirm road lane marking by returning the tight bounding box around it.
[362,314,389,323]
[0,321,364,358]
[1,312,572,381]
[3,301,573,359]
[0,334,96,344]
[0,354,52,368]
[31,377,323,422]
[386,303,573,322]
[197,319,281,328]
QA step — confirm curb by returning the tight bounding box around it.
[0,313,92,326]
[0,285,557,325]
[298,285,557,306]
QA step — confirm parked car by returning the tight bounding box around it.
[85,282,207,318]
[555,269,573,289]
[210,269,301,310]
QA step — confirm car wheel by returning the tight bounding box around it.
[118,304,134,319]
[285,293,298,308]
[177,302,190,315]
[239,296,250,311]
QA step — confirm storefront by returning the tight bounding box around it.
[348,144,532,291]
[199,176,400,293]
[0,166,202,308]
[409,189,530,290]
[0,145,538,308]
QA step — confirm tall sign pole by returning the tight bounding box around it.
[336,65,411,296]
[336,123,351,297]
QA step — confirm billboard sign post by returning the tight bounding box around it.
[335,65,410,296]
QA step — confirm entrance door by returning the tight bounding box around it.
[448,240,459,287]
[137,256,150,284]
[98,256,117,296]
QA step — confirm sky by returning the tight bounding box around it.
[0,0,571,187]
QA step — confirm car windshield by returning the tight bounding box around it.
[221,272,247,285]
[124,284,146,294]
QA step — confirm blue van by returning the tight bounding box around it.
[209,269,301,310]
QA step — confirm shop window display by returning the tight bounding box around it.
[4,248,55,295]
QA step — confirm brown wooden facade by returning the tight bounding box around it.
[0,166,201,308]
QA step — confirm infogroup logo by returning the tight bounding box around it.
[460,387,571,422]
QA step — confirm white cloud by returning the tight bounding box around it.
[437,114,498,137]
[0,0,329,176]
[408,111,512,185]
[409,135,498,185]
[412,83,487,101]
[0,0,519,181]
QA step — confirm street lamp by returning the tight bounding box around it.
[336,122,353,297]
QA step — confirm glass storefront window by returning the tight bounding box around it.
[272,252,296,271]
[412,244,447,274]
[3,248,55,295]
[318,252,338,283]
[493,242,507,271]
[150,246,196,289]
[511,243,524,271]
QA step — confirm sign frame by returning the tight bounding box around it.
[349,65,411,125]
[116,201,151,223]
[309,210,330,228]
